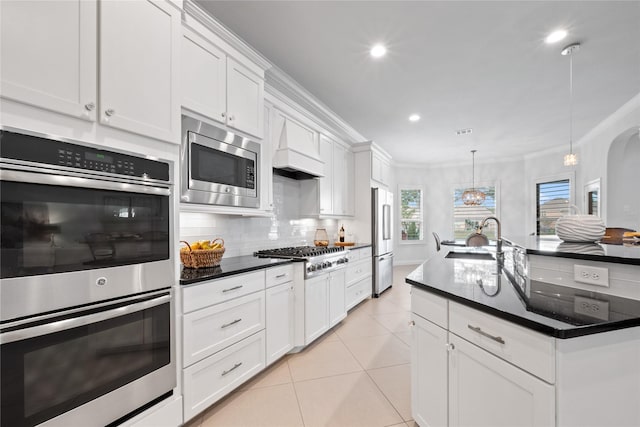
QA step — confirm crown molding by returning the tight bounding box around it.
[183,0,271,71]
[265,66,367,145]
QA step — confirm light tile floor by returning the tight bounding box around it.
[184,265,419,427]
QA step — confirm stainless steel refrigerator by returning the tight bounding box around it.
[372,187,393,297]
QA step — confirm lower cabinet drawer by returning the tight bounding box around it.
[346,278,370,311]
[346,259,372,285]
[449,301,556,383]
[183,330,266,422]
[183,291,265,367]
[411,286,448,329]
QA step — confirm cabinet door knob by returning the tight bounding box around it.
[408,320,415,326]
[221,112,226,118]
[105,108,115,117]
[85,102,95,111]
[446,343,455,351]
[229,114,235,121]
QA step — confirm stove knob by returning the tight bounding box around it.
[325,261,333,268]
[308,265,316,272]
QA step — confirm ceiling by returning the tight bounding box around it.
[196,1,640,166]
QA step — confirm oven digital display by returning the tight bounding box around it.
[85,152,114,164]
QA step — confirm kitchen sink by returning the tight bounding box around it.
[445,251,495,260]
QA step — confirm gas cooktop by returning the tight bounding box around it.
[254,246,345,260]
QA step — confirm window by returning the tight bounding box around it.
[453,185,497,240]
[400,187,423,241]
[536,179,570,235]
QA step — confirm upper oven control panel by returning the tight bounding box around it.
[0,130,170,182]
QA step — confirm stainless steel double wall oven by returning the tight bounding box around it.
[0,128,176,427]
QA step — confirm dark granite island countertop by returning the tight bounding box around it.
[180,255,294,285]
[504,235,640,265]
[405,249,640,338]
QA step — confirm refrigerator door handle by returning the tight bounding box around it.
[383,204,391,240]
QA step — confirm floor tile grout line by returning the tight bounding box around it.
[286,357,308,427]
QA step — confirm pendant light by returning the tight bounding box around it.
[562,42,580,166]
[462,150,486,206]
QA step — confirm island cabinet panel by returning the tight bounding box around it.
[448,334,555,427]
[449,301,556,384]
[411,313,448,427]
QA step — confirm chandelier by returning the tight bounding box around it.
[562,42,580,166]
[462,150,486,206]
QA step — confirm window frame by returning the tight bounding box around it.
[398,185,425,244]
[451,181,500,240]
[533,172,575,238]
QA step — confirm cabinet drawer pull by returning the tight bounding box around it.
[275,273,287,278]
[221,362,243,376]
[467,324,506,344]
[222,285,243,293]
[221,318,242,329]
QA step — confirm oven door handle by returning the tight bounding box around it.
[0,169,171,196]
[0,294,170,345]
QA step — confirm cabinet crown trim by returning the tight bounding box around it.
[183,0,271,71]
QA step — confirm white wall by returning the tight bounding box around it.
[394,158,526,265]
[179,175,339,257]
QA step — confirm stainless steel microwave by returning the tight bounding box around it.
[181,116,260,208]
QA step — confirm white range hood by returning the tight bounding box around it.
[272,115,324,179]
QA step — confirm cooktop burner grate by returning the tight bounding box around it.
[254,246,345,259]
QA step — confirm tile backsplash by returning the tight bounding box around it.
[179,175,340,257]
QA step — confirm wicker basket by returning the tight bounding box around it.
[180,239,225,269]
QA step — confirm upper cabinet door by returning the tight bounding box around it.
[182,29,227,123]
[226,57,264,139]
[0,0,97,121]
[332,143,346,216]
[318,135,334,215]
[100,0,180,143]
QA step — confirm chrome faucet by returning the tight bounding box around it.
[479,216,503,263]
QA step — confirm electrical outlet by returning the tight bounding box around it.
[574,296,610,321]
[573,264,609,287]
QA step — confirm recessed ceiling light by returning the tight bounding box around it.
[370,44,387,58]
[409,114,421,122]
[545,29,568,44]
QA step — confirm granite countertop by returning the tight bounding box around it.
[505,235,640,266]
[343,242,372,250]
[405,249,640,338]
[180,255,293,285]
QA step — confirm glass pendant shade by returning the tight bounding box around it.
[463,150,486,206]
[564,153,578,166]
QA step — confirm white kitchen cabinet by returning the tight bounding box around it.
[100,0,180,143]
[265,264,294,365]
[305,275,330,343]
[371,150,392,187]
[260,103,274,211]
[183,330,266,422]
[181,24,264,139]
[181,27,227,123]
[448,334,555,427]
[182,291,266,368]
[266,281,294,365]
[301,135,355,217]
[1,0,181,144]
[345,247,372,310]
[411,287,555,427]
[0,0,97,120]
[226,57,264,138]
[411,313,448,427]
[318,135,334,214]
[328,270,346,327]
[305,270,346,344]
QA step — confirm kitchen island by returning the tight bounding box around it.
[406,241,640,427]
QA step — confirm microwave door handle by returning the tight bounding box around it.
[0,169,171,196]
[0,294,170,345]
